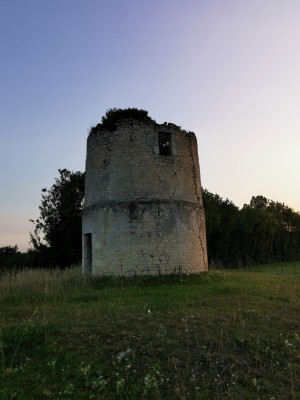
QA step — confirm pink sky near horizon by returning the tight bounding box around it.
[0,0,299,252]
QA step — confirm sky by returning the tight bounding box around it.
[1,0,300,252]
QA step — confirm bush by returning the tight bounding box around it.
[90,108,156,133]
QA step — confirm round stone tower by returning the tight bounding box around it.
[82,109,208,275]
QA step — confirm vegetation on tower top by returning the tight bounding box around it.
[90,108,156,134]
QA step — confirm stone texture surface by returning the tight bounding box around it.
[82,119,208,275]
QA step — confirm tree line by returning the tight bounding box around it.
[1,170,299,270]
[203,190,300,267]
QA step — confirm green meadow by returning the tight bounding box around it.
[1,263,300,399]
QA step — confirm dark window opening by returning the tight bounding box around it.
[84,233,92,272]
[158,132,171,155]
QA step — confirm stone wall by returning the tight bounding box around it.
[82,118,208,275]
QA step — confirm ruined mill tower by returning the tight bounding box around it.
[82,109,208,275]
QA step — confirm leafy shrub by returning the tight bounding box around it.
[90,108,156,133]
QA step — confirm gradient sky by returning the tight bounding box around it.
[1,0,300,251]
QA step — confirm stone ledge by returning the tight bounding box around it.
[83,199,205,212]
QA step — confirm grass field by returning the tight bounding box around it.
[0,262,300,399]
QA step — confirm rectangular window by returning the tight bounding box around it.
[158,132,171,156]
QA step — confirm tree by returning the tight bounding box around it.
[0,245,23,271]
[202,189,239,266]
[30,169,85,267]
[250,195,269,209]
[203,189,300,267]
[0,245,19,256]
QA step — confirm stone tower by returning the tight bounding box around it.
[82,109,208,275]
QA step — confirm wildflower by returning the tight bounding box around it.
[117,348,134,362]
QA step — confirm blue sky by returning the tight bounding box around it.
[1,0,299,251]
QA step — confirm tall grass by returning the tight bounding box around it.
[1,264,300,399]
[0,266,86,303]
